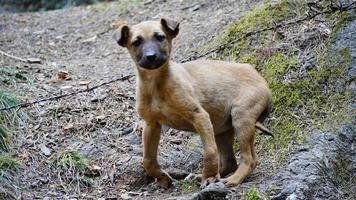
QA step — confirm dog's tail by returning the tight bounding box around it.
[255,122,274,138]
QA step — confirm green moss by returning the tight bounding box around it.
[204,0,295,58]
[239,54,258,66]
[223,1,293,42]
[337,48,352,63]
[329,13,356,41]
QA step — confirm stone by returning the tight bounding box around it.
[176,182,228,200]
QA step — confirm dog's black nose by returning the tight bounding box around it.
[145,52,157,61]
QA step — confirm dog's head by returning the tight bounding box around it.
[113,18,179,70]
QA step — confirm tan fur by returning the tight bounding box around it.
[113,19,272,188]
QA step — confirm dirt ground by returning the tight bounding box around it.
[0,0,281,199]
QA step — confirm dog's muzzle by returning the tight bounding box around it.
[138,51,167,70]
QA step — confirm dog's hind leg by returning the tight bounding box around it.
[223,94,267,187]
[215,129,237,177]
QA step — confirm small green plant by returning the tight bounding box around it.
[0,125,9,152]
[58,150,89,172]
[0,91,25,152]
[244,188,262,200]
[0,155,20,199]
[56,150,95,187]
[181,180,200,193]
[0,155,19,174]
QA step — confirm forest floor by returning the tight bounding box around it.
[0,0,355,199]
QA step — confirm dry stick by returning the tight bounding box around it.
[0,2,354,112]
[0,74,134,111]
[0,49,27,62]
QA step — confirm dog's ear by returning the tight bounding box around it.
[161,18,179,38]
[113,24,130,47]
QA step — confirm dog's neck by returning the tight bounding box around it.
[137,62,169,80]
[136,61,172,95]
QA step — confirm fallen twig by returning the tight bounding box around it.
[0,49,42,64]
[0,49,27,62]
[0,74,134,111]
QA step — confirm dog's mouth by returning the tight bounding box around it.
[138,53,167,70]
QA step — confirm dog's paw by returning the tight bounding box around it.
[156,171,173,189]
[200,174,221,189]
[221,176,241,187]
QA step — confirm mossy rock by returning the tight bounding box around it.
[204,0,354,160]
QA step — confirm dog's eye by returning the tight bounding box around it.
[155,35,165,42]
[132,38,142,47]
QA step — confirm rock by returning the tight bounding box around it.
[168,168,189,180]
[120,126,134,136]
[127,134,141,145]
[121,193,131,200]
[331,20,356,79]
[130,146,143,155]
[27,57,41,64]
[176,182,228,200]
[39,144,51,156]
[256,125,356,200]
[0,25,4,33]
[90,94,107,102]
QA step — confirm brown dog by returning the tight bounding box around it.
[113,18,272,188]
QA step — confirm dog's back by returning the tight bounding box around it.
[181,59,272,133]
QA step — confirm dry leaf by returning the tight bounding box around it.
[85,164,101,177]
[62,123,74,131]
[35,73,45,81]
[95,115,106,120]
[60,85,72,90]
[39,144,51,156]
[82,36,97,43]
[117,188,127,193]
[79,80,91,86]
[58,70,71,80]
[19,153,30,163]
[27,58,41,64]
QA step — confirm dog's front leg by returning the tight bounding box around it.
[192,109,220,187]
[142,121,173,188]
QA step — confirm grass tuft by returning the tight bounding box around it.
[0,91,25,152]
[0,155,20,199]
[244,188,264,200]
[0,155,20,174]
[181,180,200,194]
[56,150,95,187]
